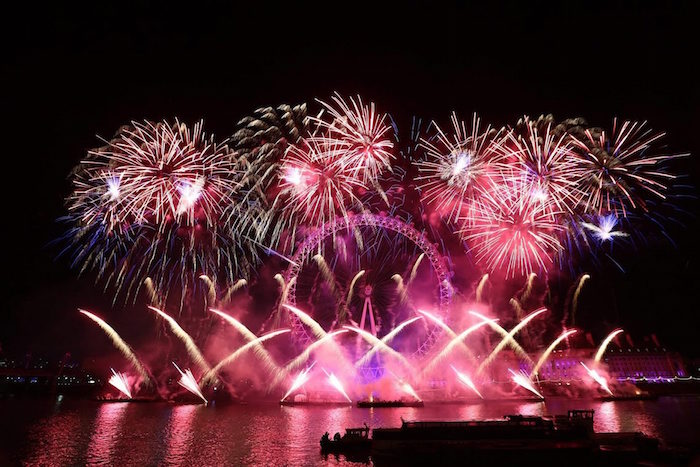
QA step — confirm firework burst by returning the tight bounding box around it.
[461,174,565,277]
[416,113,499,223]
[312,93,394,183]
[569,119,679,216]
[65,120,248,302]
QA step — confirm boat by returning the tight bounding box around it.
[594,393,658,402]
[356,399,424,408]
[321,410,669,464]
[320,424,371,455]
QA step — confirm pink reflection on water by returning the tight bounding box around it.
[163,404,199,464]
[596,402,622,432]
[85,402,129,464]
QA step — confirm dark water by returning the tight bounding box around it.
[1,397,698,466]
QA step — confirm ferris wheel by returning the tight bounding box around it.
[283,212,453,360]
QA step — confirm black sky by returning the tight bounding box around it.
[2,1,699,358]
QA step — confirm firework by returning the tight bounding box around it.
[461,173,565,277]
[312,93,394,183]
[594,329,624,363]
[355,316,423,368]
[108,369,132,398]
[503,118,585,215]
[530,329,578,378]
[508,369,544,399]
[65,120,250,302]
[79,309,150,383]
[275,137,365,230]
[580,362,613,395]
[581,214,629,242]
[323,369,352,402]
[173,362,207,404]
[416,113,498,223]
[281,363,316,401]
[570,119,680,216]
[450,365,483,399]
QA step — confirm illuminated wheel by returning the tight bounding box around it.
[284,212,452,360]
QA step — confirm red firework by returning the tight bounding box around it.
[461,172,565,277]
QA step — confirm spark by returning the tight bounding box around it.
[580,362,613,395]
[594,329,624,363]
[509,369,544,399]
[530,329,578,378]
[108,369,132,398]
[173,362,207,404]
[450,365,483,398]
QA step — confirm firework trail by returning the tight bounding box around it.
[508,369,544,399]
[149,306,211,375]
[530,329,578,378]
[393,375,421,401]
[340,270,366,323]
[468,311,531,362]
[594,329,624,363]
[222,279,247,304]
[210,308,282,378]
[476,308,545,374]
[580,362,613,395]
[422,318,492,375]
[199,275,217,306]
[313,254,341,298]
[79,309,150,382]
[475,274,489,302]
[521,272,537,302]
[173,362,207,404]
[108,368,132,398]
[355,316,423,367]
[570,274,590,326]
[270,330,348,389]
[343,325,415,374]
[450,365,483,399]
[281,363,316,401]
[418,309,477,362]
[202,329,290,385]
[283,304,329,340]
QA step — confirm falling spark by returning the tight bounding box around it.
[79,309,150,382]
[149,306,211,375]
[343,326,415,374]
[521,272,537,301]
[450,365,483,398]
[172,362,207,404]
[580,362,613,395]
[108,368,132,398]
[594,329,624,363]
[222,279,247,303]
[199,274,217,306]
[530,329,578,378]
[509,369,544,399]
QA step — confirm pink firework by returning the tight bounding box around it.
[569,119,679,216]
[312,93,394,183]
[501,119,585,215]
[416,113,499,223]
[461,174,564,277]
[276,137,364,228]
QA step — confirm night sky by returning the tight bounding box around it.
[3,2,698,359]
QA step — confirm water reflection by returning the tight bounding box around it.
[6,397,698,466]
[163,404,199,465]
[85,402,129,464]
